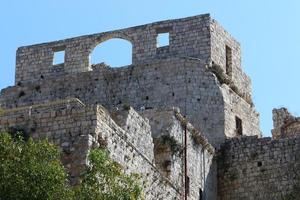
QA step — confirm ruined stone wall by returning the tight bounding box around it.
[93,107,181,200]
[1,56,261,146]
[0,13,282,200]
[272,107,300,139]
[1,58,228,146]
[221,85,261,139]
[0,14,261,147]
[110,107,154,161]
[142,109,216,200]
[15,14,211,84]
[217,136,300,200]
[0,100,181,199]
[209,19,261,140]
[0,99,94,184]
[210,19,252,97]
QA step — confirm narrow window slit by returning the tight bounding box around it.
[225,45,232,76]
[235,116,243,136]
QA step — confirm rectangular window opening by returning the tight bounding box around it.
[225,45,232,76]
[157,32,170,48]
[53,47,65,65]
[257,161,262,167]
[199,188,203,200]
[185,176,190,196]
[235,116,243,136]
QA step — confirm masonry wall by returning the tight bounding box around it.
[272,107,300,139]
[0,13,281,200]
[0,100,181,199]
[1,57,261,147]
[15,14,211,84]
[142,109,216,200]
[93,107,181,200]
[221,85,261,139]
[210,19,252,97]
[1,58,227,146]
[0,99,94,184]
[1,14,261,147]
[209,19,261,139]
[217,136,300,200]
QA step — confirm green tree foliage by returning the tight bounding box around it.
[74,149,142,200]
[0,132,73,200]
[0,108,4,116]
[0,132,142,200]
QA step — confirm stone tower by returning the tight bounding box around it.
[0,14,261,147]
[0,14,279,200]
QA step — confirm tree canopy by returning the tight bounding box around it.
[0,132,142,200]
[0,132,73,200]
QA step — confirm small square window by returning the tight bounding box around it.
[53,50,65,65]
[157,32,169,47]
[257,161,262,167]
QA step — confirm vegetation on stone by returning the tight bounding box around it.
[0,132,142,200]
[160,135,182,155]
[0,132,73,200]
[0,108,4,116]
[74,149,142,200]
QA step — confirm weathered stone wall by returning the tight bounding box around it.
[217,136,300,200]
[0,100,182,199]
[221,85,261,139]
[15,14,211,84]
[0,97,220,200]
[0,99,94,184]
[0,58,226,146]
[0,14,271,200]
[272,107,300,139]
[93,106,181,200]
[110,107,154,161]
[210,19,252,97]
[0,56,260,147]
[142,108,216,200]
[1,14,261,147]
[209,19,261,140]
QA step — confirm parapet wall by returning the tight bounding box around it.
[15,14,211,84]
[217,136,300,200]
[14,14,250,100]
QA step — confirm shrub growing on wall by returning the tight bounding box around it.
[74,149,142,200]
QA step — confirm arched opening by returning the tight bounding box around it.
[90,38,132,68]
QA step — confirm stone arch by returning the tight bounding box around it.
[89,32,134,68]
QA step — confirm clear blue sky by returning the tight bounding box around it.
[1,0,300,137]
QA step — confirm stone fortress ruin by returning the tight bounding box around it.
[0,14,299,200]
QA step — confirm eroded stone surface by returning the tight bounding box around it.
[0,14,298,200]
[218,135,300,200]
